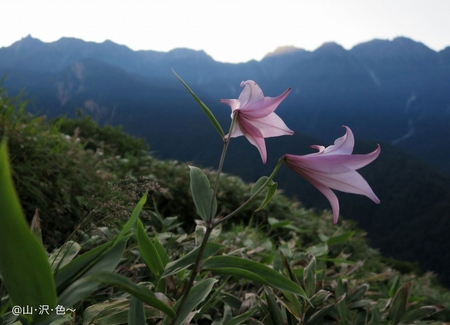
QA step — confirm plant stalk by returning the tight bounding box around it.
[214,156,284,226]
[175,113,237,321]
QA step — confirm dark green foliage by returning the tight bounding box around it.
[2,89,450,323]
[0,90,153,247]
[0,90,103,247]
[54,111,149,158]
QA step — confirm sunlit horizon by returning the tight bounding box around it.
[2,0,450,64]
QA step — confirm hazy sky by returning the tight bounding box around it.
[2,0,449,63]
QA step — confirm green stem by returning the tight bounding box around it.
[174,113,237,322]
[173,226,213,322]
[208,112,238,224]
[213,156,285,227]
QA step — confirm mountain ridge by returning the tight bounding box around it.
[2,35,449,173]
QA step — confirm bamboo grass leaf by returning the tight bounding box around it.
[128,296,146,325]
[173,278,217,325]
[115,192,147,245]
[88,272,175,318]
[388,282,411,325]
[0,140,57,323]
[137,219,165,276]
[201,256,308,299]
[162,243,224,278]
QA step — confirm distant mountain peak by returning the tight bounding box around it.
[315,42,346,53]
[166,47,214,61]
[264,46,305,58]
[9,34,43,50]
[350,36,436,59]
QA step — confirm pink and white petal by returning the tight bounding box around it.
[284,154,355,174]
[239,118,267,163]
[341,146,380,170]
[249,113,294,138]
[241,88,291,118]
[238,80,265,107]
[308,170,380,204]
[229,119,244,138]
[302,173,341,224]
[311,145,326,152]
[284,148,380,174]
[322,126,355,155]
[219,98,241,112]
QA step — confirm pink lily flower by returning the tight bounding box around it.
[283,126,380,224]
[220,80,293,163]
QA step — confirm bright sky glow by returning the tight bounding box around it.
[1,0,449,63]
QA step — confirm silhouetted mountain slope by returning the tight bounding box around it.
[2,35,449,176]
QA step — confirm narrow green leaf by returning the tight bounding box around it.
[304,255,316,298]
[388,282,411,325]
[277,290,302,320]
[335,279,348,325]
[371,307,383,323]
[401,304,445,323]
[173,70,224,138]
[304,304,335,325]
[0,140,57,323]
[316,257,355,265]
[310,290,332,307]
[326,231,355,246]
[195,276,230,322]
[348,283,369,303]
[137,219,164,276]
[255,182,277,212]
[154,235,169,266]
[201,256,308,299]
[264,286,285,325]
[251,176,277,212]
[83,299,136,325]
[278,249,300,284]
[250,176,270,195]
[115,192,147,245]
[173,278,218,325]
[220,292,244,310]
[49,241,81,272]
[162,243,224,278]
[222,303,233,323]
[306,243,328,257]
[82,298,162,325]
[223,308,256,325]
[268,217,292,229]
[57,239,127,308]
[129,295,149,325]
[54,241,112,289]
[348,299,373,309]
[388,275,401,298]
[88,272,175,318]
[189,166,217,221]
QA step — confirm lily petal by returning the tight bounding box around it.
[247,113,294,137]
[317,126,355,155]
[283,126,380,224]
[219,98,241,113]
[238,117,267,164]
[284,146,380,174]
[220,80,293,163]
[240,88,292,119]
[237,80,265,108]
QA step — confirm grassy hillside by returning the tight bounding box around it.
[1,88,450,324]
